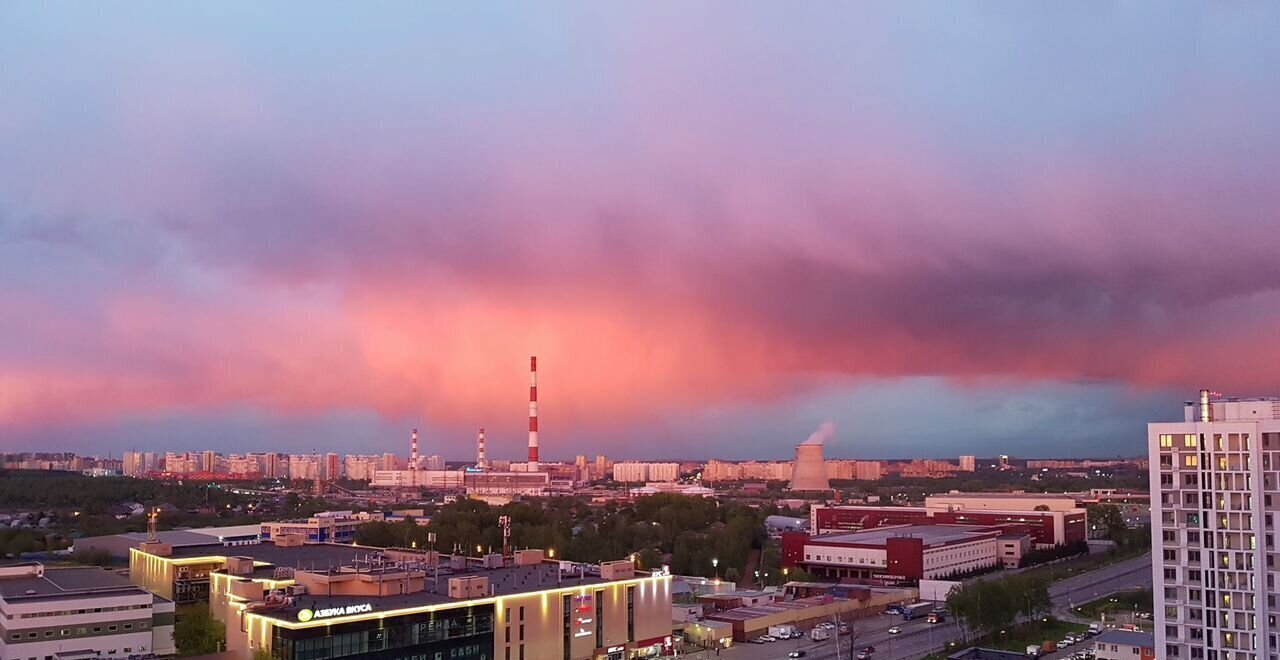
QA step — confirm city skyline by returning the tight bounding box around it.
[5,4,1280,458]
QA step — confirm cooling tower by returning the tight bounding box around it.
[789,443,829,491]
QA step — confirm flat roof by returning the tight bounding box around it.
[250,562,618,623]
[167,542,372,567]
[0,567,151,602]
[1094,629,1154,647]
[928,492,1076,500]
[144,542,657,622]
[812,524,997,547]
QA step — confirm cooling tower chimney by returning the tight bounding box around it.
[789,423,832,492]
[410,428,419,473]
[477,427,488,470]
[528,356,540,471]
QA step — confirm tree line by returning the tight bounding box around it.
[355,494,768,578]
[947,573,1052,641]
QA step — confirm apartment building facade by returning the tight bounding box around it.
[1150,392,1280,660]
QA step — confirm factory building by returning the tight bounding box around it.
[129,538,672,660]
[0,562,176,659]
[811,493,1086,548]
[781,524,1011,581]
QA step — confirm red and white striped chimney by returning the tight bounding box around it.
[528,356,539,470]
[410,428,419,472]
[477,427,487,469]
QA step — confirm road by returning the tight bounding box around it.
[1050,553,1152,621]
[683,554,1152,660]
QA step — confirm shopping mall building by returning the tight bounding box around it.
[130,535,672,660]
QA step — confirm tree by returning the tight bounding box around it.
[1013,575,1052,620]
[174,603,224,656]
[724,566,740,583]
[1033,504,1050,512]
[1087,503,1128,539]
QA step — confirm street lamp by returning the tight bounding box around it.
[712,558,719,579]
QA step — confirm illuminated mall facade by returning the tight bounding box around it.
[129,534,673,660]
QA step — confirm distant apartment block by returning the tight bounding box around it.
[611,462,680,483]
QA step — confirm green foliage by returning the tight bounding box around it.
[71,547,114,566]
[174,603,224,656]
[353,495,767,579]
[1087,504,1128,539]
[0,470,247,513]
[1019,540,1089,567]
[0,528,61,558]
[947,574,1051,640]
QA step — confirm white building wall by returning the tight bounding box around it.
[0,591,164,659]
[1150,397,1280,660]
[800,544,886,570]
[921,538,999,578]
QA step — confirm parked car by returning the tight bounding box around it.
[1058,639,1073,648]
[861,646,876,654]
[857,654,872,660]
[787,652,807,659]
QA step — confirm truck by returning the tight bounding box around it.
[1025,645,1041,657]
[769,624,799,639]
[902,602,934,620]
[1088,623,1103,635]
[810,628,831,642]
[926,611,945,624]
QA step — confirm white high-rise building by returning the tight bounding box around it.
[1150,390,1280,660]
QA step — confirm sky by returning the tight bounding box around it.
[2,3,1280,460]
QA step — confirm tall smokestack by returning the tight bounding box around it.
[477,427,487,469]
[528,356,539,470]
[410,428,419,472]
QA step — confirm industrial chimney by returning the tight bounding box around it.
[477,428,488,470]
[528,356,540,471]
[410,428,419,474]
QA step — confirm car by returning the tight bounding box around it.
[759,635,776,642]
[857,654,873,660]
[787,652,807,659]
[888,626,902,635]
[748,637,765,644]
[1058,639,1073,647]
[861,646,876,654]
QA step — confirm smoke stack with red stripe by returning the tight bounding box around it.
[477,427,488,470]
[410,428,419,472]
[528,356,539,471]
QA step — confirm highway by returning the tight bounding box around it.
[686,554,1152,660]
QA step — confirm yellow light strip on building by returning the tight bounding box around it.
[252,575,671,630]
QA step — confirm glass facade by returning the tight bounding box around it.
[271,604,494,660]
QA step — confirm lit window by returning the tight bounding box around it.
[1184,434,1198,448]
[1185,455,1199,468]
[1160,435,1174,448]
